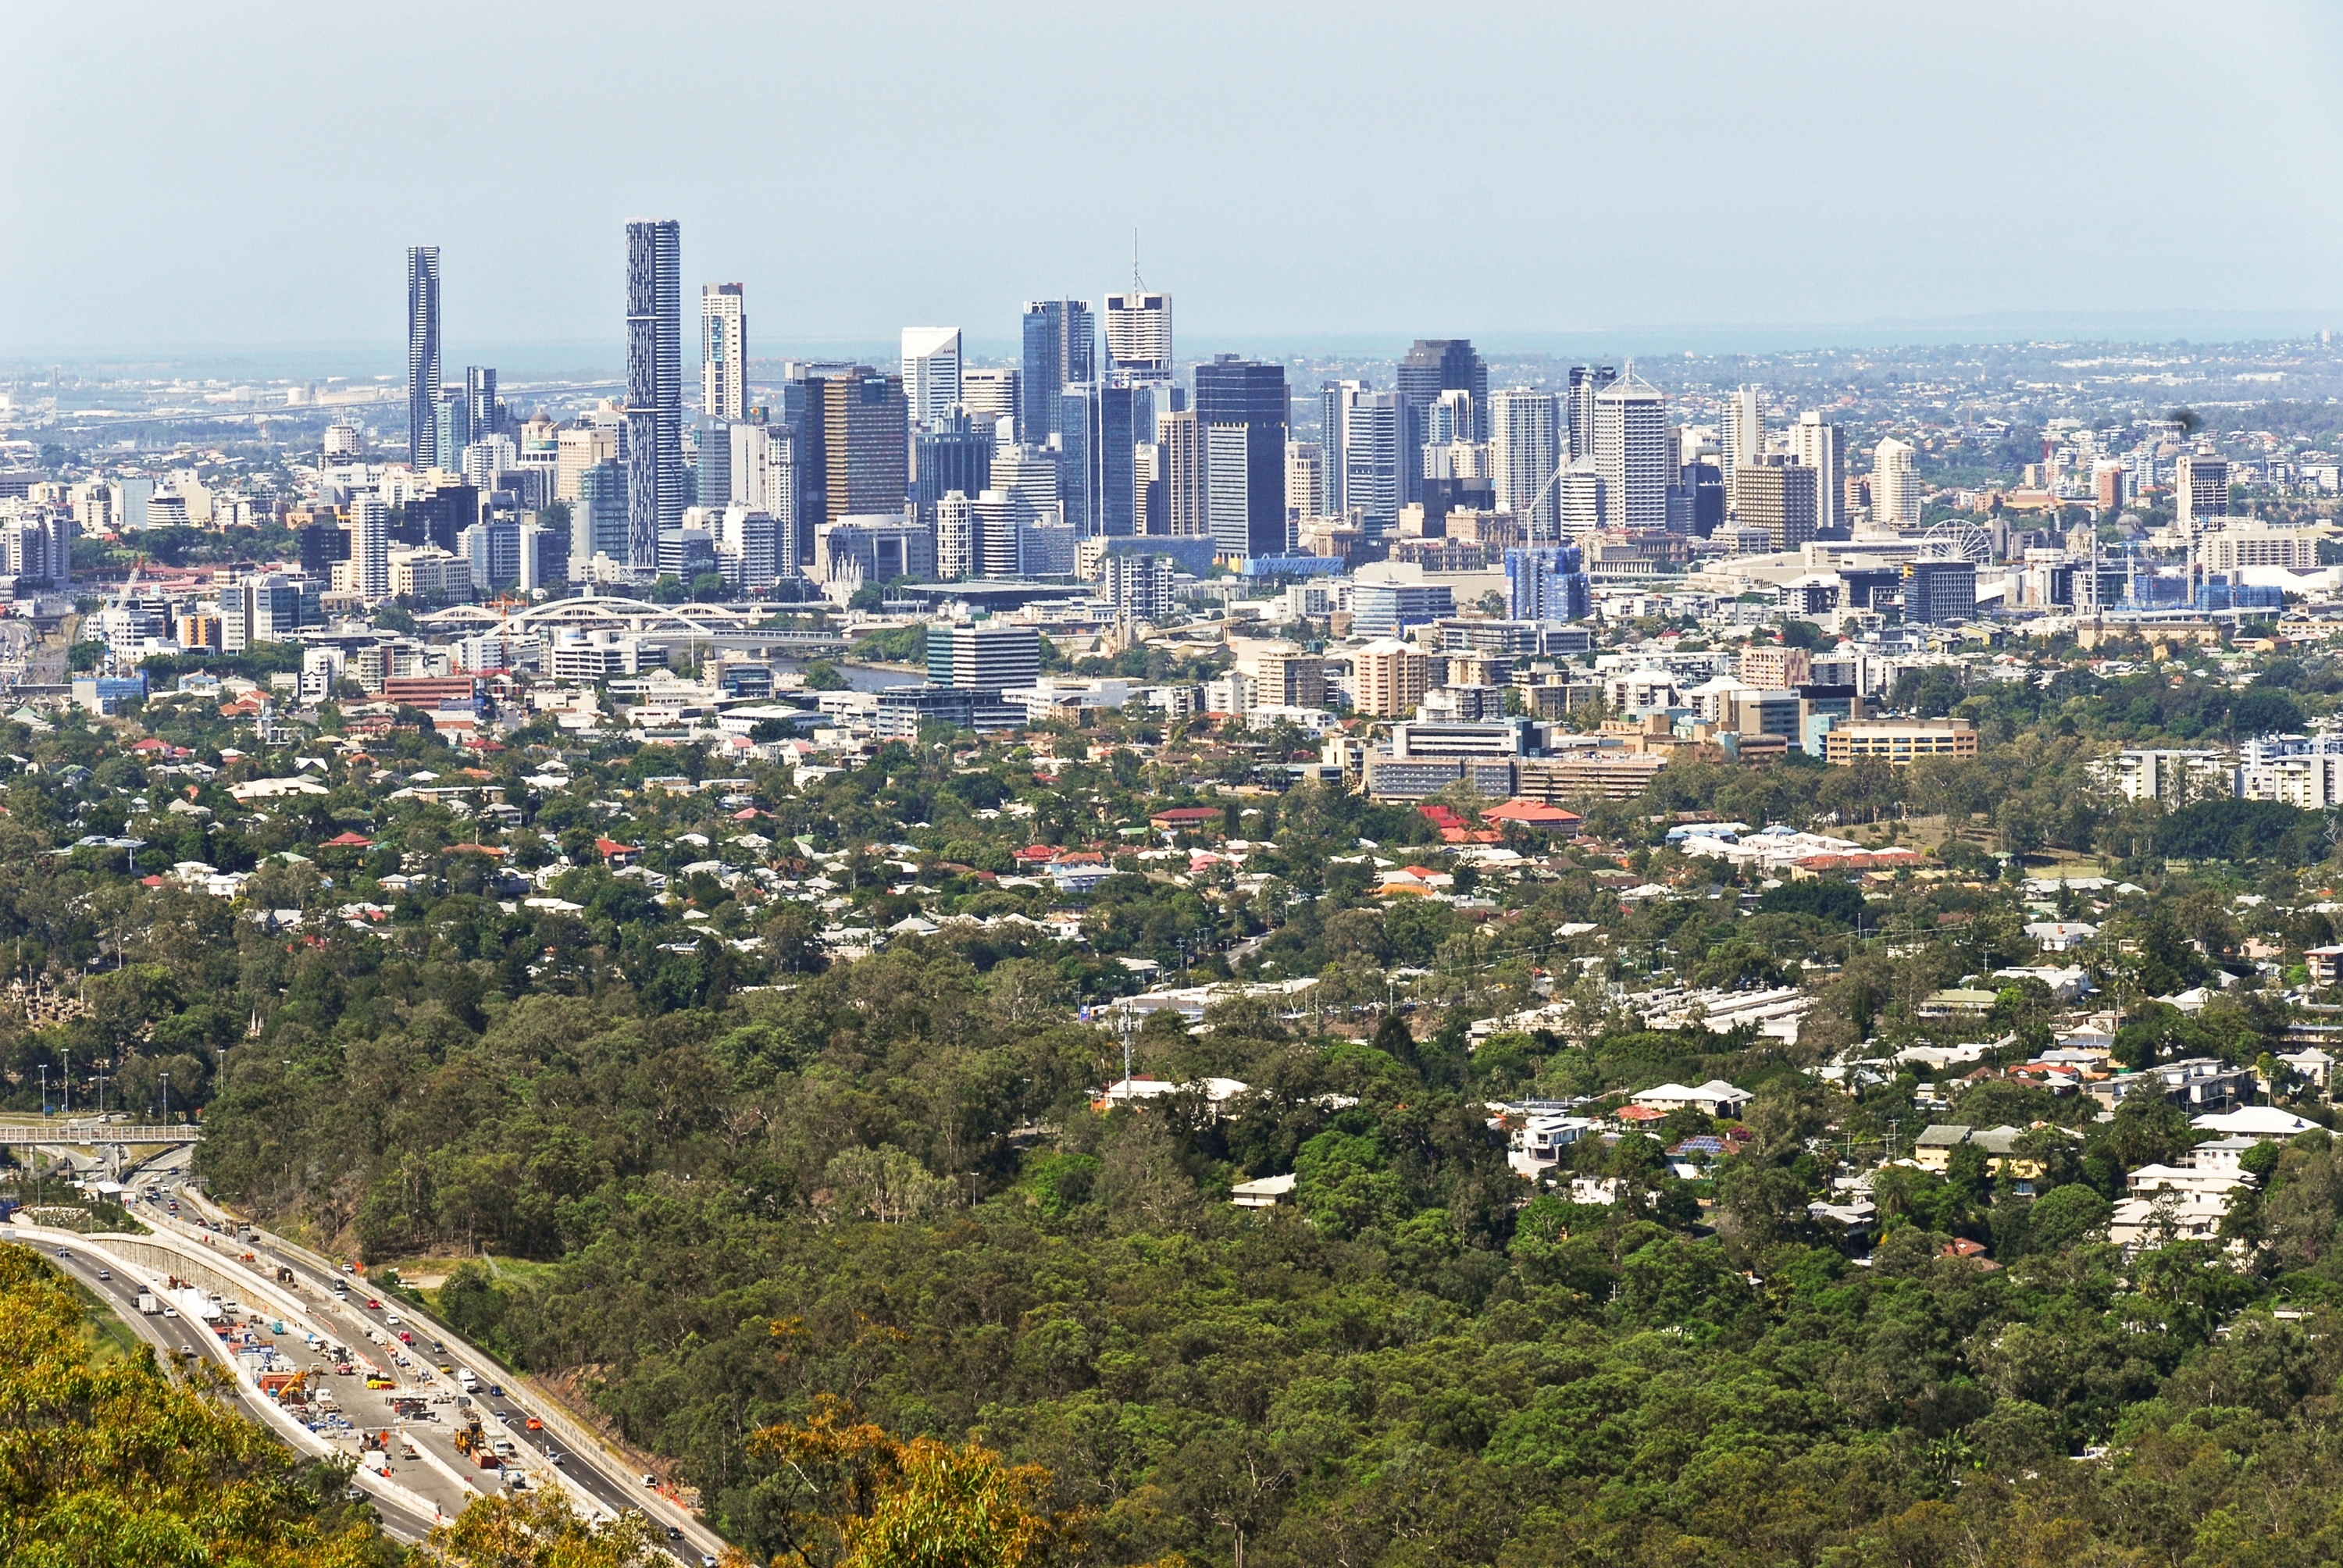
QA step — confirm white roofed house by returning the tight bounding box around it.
[1629,1079,1753,1118]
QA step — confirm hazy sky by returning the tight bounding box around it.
[5,2,2341,362]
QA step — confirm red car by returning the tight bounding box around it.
[398,1331,415,1345]
[365,1299,383,1310]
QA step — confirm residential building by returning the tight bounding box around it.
[716,506,783,593]
[348,493,390,602]
[2201,522,2316,572]
[701,283,747,420]
[1492,388,1562,539]
[1792,412,1845,535]
[1504,543,1590,623]
[1872,437,1922,526]
[1739,644,1810,690]
[1099,551,1177,622]
[2176,454,2229,532]
[406,245,440,469]
[935,492,975,580]
[901,326,962,428]
[1157,406,1206,539]
[1286,441,1325,521]
[1353,639,1435,718]
[1823,718,1977,766]
[2100,747,2233,806]
[555,426,619,504]
[625,218,685,568]
[1719,385,1763,514]
[466,365,499,444]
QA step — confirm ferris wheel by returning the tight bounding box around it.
[1918,519,1992,563]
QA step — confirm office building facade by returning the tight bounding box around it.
[822,369,910,521]
[1194,355,1289,559]
[1735,456,1819,550]
[1592,370,1669,533]
[1020,299,1094,440]
[1395,339,1487,504]
[1792,412,1845,535]
[1566,364,1616,461]
[1104,291,1172,380]
[901,326,962,427]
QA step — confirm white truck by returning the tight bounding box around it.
[137,1292,162,1315]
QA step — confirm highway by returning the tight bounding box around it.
[137,1154,726,1565]
[37,1236,450,1544]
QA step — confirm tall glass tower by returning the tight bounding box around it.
[406,247,440,469]
[625,219,683,572]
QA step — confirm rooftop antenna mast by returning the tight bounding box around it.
[1132,230,1144,292]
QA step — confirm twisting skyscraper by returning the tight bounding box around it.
[625,219,683,572]
[406,247,440,469]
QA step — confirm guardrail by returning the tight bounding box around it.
[0,1122,202,1146]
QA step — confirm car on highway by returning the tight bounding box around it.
[365,1299,381,1310]
[96,1269,109,1281]
[53,1248,70,1260]
[641,1474,657,1488]
[487,1383,504,1397]
[524,1416,541,1431]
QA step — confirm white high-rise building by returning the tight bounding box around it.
[1792,412,1845,536]
[348,493,390,602]
[1721,384,1763,512]
[1336,388,1400,536]
[936,491,975,580]
[717,504,780,591]
[701,283,746,421]
[1286,441,1324,521]
[1104,292,1173,381]
[900,326,963,427]
[960,367,1020,427]
[1156,407,1206,538]
[1872,437,1922,526]
[1592,371,1669,533]
[1491,388,1562,540]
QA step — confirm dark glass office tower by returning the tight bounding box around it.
[1019,299,1095,442]
[1097,382,1137,536]
[625,219,683,572]
[1394,339,1487,505]
[914,413,995,518]
[406,247,440,468]
[1193,355,1289,559]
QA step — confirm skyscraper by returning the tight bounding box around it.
[960,367,1020,429]
[1336,388,1401,537]
[1319,380,1364,516]
[350,493,390,602]
[1721,384,1763,512]
[1491,389,1562,540]
[1104,291,1172,380]
[434,390,469,478]
[1156,406,1205,539]
[465,366,497,443]
[406,247,440,469]
[1735,456,1819,550]
[2176,453,2229,532]
[1872,437,1922,526]
[625,219,683,572]
[1395,340,1487,504]
[900,326,962,429]
[702,284,747,420]
[1592,369,1669,533]
[1020,299,1095,441]
[1792,412,1845,535]
[1286,441,1325,520]
[1566,365,1616,461]
[821,367,910,520]
[1097,382,1139,537]
[1194,356,1289,558]
[1055,383,1097,536]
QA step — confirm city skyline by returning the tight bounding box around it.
[5,3,2341,359]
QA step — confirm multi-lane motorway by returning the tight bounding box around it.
[20,1149,727,1563]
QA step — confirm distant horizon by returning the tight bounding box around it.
[6,308,2340,384]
